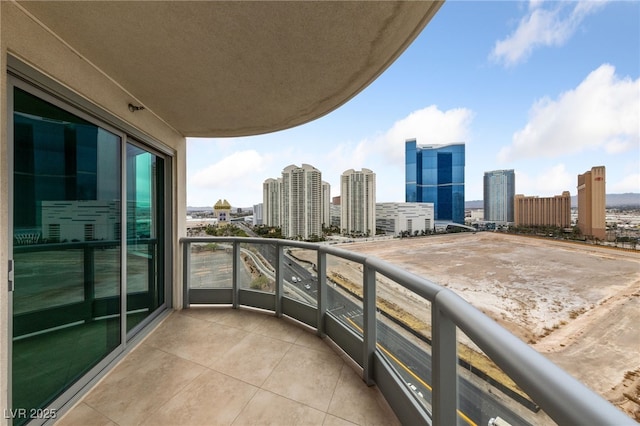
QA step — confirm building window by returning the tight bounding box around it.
[84,223,95,241]
[48,224,60,243]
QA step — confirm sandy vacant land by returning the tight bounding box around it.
[338,232,640,420]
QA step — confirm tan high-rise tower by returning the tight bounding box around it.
[577,166,606,240]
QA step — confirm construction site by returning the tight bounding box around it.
[333,232,640,421]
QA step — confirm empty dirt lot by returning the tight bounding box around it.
[339,232,640,420]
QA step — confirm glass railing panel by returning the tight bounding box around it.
[283,246,318,305]
[326,253,364,331]
[375,276,434,413]
[189,242,233,289]
[238,241,276,292]
[455,328,555,426]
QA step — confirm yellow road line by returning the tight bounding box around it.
[345,316,477,426]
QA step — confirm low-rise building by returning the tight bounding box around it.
[514,192,571,228]
[376,202,434,236]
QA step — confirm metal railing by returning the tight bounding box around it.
[180,236,633,426]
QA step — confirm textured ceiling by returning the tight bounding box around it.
[19,1,442,137]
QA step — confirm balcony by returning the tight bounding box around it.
[58,308,399,426]
[57,237,632,425]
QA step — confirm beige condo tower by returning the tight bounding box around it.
[577,166,606,240]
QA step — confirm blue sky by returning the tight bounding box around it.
[187,0,640,208]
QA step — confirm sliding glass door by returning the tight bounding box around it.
[126,144,165,332]
[10,79,169,422]
[12,86,122,420]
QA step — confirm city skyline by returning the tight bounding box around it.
[187,1,639,208]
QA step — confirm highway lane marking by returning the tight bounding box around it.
[345,317,477,426]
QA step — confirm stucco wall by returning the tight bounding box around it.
[1,2,187,421]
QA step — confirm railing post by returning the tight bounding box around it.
[182,241,190,309]
[432,292,458,426]
[316,249,326,337]
[232,241,240,309]
[363,263,376,386]
[275,243,283,317]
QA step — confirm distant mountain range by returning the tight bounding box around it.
[465,193,640,209]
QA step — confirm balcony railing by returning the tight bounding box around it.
[180,236,633,426]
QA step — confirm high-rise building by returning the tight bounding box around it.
[262,178,282,227]
[514,192,571,228]
[340,169,376,236]
[405,139,465,224]
[252,203,263,226]
[322,181,331,230]
[484,169,515,223]
[577,166,606,240]
[281,164,323,239]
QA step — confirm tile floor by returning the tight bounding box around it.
[57,307,400,426]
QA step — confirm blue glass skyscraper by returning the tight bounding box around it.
[405,139,465,224]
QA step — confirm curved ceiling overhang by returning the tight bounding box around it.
[18,1,443,137]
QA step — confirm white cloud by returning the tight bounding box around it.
[516,164,574,196]
[490,0,608,67]
[359,105,474,166]
[190,150,271,190]
[609,173,640,194]
[320,105,474,202]
[498,64,640,162]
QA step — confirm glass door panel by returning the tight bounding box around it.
[12,87,122,419]
[126,144,164,332]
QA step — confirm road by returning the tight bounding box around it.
[326,287,533,426]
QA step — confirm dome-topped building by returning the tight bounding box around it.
[214,199,232,223]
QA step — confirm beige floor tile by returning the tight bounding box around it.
[208,332,292,386]
[262,344,343,412]
[62,308,403,426]
[83,344,206,425]
[141,369,258,426]
[253,315,304,343]
[232,389,326,425]
[327,365,400,426]
[293,330,335,355]
[181,307,267,331]
[144,312,248,366]
[56,402,116,426]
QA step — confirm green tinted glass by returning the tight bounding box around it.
[12,87,122,418]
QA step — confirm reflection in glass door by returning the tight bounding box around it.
[126,144,164,332]
[11,86,122,420]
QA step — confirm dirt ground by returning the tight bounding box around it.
[336,232,640,421]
